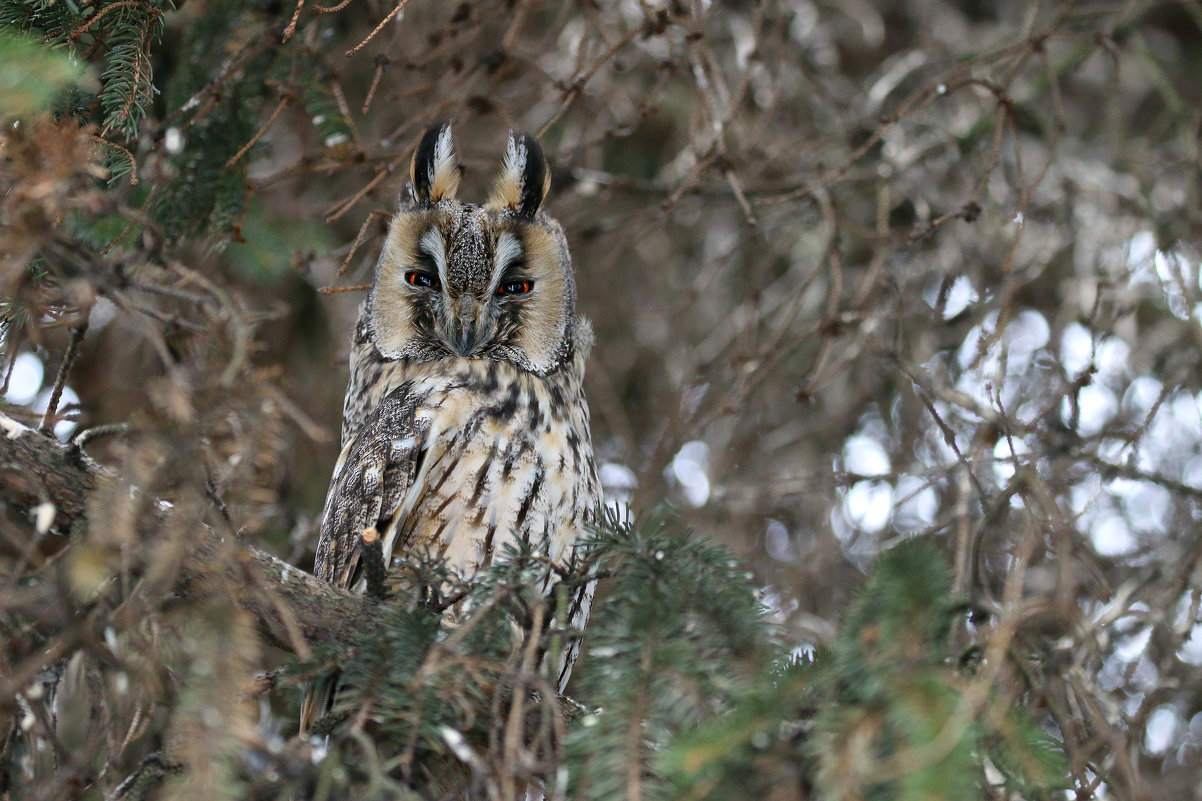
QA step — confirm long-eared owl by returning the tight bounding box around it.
[303,123,600,729]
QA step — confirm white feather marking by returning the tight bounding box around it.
[420,228,449,286]
[495,231,523,270]
[488,231,524,294]
[489,132,527,210]
[433,124,454,173]
[379,413,453,568]
[503,133,527,185]
[430,123,459,200]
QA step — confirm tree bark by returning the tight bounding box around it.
[0,411,366,656]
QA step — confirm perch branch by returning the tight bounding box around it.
[0,411,369,656]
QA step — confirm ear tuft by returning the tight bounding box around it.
[410,122,459,205]
[488,130,550,217]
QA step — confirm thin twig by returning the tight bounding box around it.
[325,152,408,221]
[69,422,131,449]
[92,136,139,185]
[282,0,306,42]
[362,56,389,114]
[345,0,416,58]
[329,79,364,152]
[338,209,392,276]
[68,0,142,39]
[1,327,22,396]
[40,311,90,435]
[225,93,293,168]
[318,283,372,295]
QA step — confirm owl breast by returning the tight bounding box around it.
[318,306,600,583]
[380,354,600,579]
[314,327,600,694]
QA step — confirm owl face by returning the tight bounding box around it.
[369,124,577,375]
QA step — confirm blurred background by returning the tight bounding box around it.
[4,0,1202,796]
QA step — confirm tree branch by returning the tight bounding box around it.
[0,412,366,655]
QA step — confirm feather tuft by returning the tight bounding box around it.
[488,130,549,216]
[411,122,459,204]
[429,123,460,202]
[489,133,527,212]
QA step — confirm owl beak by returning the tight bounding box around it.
[448,297,486,357]
[456,320,475,356]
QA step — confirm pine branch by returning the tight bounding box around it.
[0,413,587,797]
[0,410,371,658]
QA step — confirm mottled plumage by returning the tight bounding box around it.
[303,124,600,731]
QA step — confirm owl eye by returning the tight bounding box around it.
[405,270,440,290]
[497,278,534,296]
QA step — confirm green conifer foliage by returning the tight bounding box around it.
[0,0,173,178]
[659,540,1066,801]
[566,515,775,800]
[0,31,84,119]
[287,523,1066,800]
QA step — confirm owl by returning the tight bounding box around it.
[301,123,601,731]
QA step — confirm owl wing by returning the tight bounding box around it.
[302,382,434,733]
[315,380,432,591]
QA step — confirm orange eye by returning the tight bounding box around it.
[406,270,440,289]
[497,279,533,296]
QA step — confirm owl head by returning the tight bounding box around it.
[368,123,579,374]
